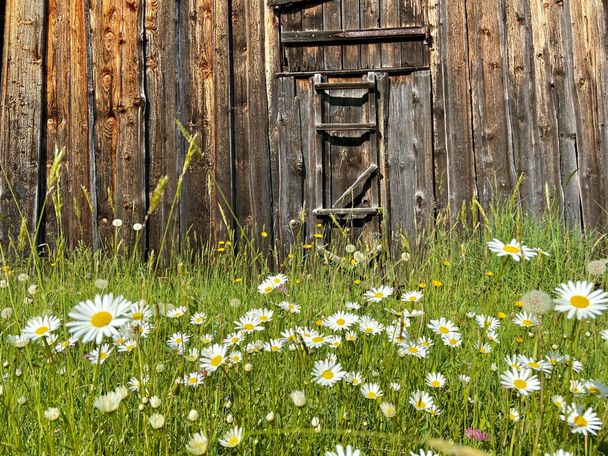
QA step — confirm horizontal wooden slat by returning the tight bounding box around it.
[315,122,377,131]
[313,207,381,216]
[315,81,375,90]
[333,164,378,208]
[282,27,429,44]
[269,0,324,7]
[276,66,430,77]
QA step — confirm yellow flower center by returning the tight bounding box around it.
[416,401,426,409]
[244,323,254,330]
[374,292,384,299]
[570,295,590,309]
[574,415,588,427]
[312,336,324,343]
[260,316,268,322]
[132,312,143,321]
[367,392,377,399]
[91,311,113,328]
[227,436,240,447]
[365,328,373,334]
[210,355,223,367]
[99,352,107,360]
[503,245,520,254]
[528,362,540,369]
[409,296,417,301]
[35,326,49,336]
[409,347,418,353]
[322,370,334,380]
[513,379,527,389]
[522,319,533,326]
[336,318,346,326]
[189,377,198,384]
[588,386,600,395]
[431,380,441,388]
[264,286,273,293]
[439,326,449,334]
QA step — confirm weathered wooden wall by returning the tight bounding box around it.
[0,0,607,254]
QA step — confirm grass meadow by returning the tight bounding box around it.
[1,181,608,455]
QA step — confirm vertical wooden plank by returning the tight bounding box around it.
[179,0,214,249]
[341,0,360,69]
[380,0,400,68]
[385,72,433,249]
[232,0,274,245]
[323,0,342,70]
[282,6,303,71]
[546,0,582,229]
[301,4,324,71]
[0,0,45,246]
[360,0,381,69]
[90,0,145,249]
[568,0,606,228]
[429,0,448,215]
[274,77,304,247]
[440,0,476,219]
[465,0,514,208]
[46,0,94,248]
[144,0,179,254]
[528,0,562,211]
[300,76,319,240]
[212,0,233,242]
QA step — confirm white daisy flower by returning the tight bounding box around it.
[312,357,345,387]
[513,311,539,328]
[234,315,264,333]
[364,285,394,303]
[554,280,608,319]
[200,344,228,372]
[441,332,462,348]
[128,301,152,322]
[219,426,243,447]
[360,383,383,400]
[268,273,288,288]
[185,432,208,455]
[358,316,384,335]
[22,315,61,340]
[324,311,358,331]
[66,294,131,344]
[486,238,538,261]
[344,371,364,386]
[257,279,275,294]
[184,372,205,387]
[544,450,573,456]
[190,312,206,326]
[409,391,434,411]
[426,372,446,389]
[500,368,541,395]
[427,317,459,335]
[380,401,396,418]
[401,290,423,303]
[88,344,113,364]
[564,404,602,435]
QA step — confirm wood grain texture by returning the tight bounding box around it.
[179,0,214,249]
[385,72,433,247]
[568,0,606,228]
[380,0,400,68]
[145,0,179,254]
[360,0,381,68]
[46,0,94,248]
[466,0,514,208]
[323,0,342,70]
[301,3,324,71]
[0,0,45,247]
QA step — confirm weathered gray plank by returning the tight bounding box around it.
[0,0,45,248]
[360,0,381,68]
[323,0,342,70]
[301,2,324,71]
[466,0,514,208]
[385,72,433,248]
[341,0,361,69]
[380,0,400,68]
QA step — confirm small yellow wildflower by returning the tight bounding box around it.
[497,311,507,320]
[515,300,524,308]
[515,337,524,344]
[485,271,494,277]
[313,233,323,239]
[442,259,451,267]
[315,319,323,327]
[432,280,443,287]
[418,282,426,289]
[261,231,268,238]
[303,244,313,249]
[234,278,242,283]
[353,279,362,285]
[217,248,225,253]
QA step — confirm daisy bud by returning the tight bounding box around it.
[15,369,22,377]
[265,411,275,422]
[156,363,165,373]
[490,363,498,372]
[188,409,200,421]
[150,396,161,409]
[226,414,234,424]
[27,284,37,295]
[17,396,27,405]
[0,280,8,288]
[138,404,145,411]
[290,390,306,407]
[224,400,232,409]
[148,413,165,429]
[17,273,29,282]
[311,417,319,427]
[141,396,149,404]
[244,363,253,372]
[552,344,558,350]
[1,307,13,319]
[94,279,108,289]
[585,332,591,337]
[44,407,60,421]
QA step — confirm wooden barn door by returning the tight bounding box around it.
[270,0,433,248]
